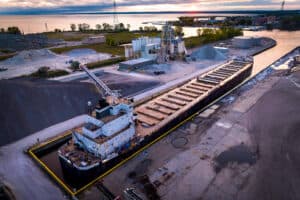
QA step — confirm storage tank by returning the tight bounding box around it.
[177,41,186,54]
[170,43,175,54]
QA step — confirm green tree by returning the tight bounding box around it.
[178,17,194,26]
[174,26,184,37]
[37,67,50,78]
[70,61,80,71]
[7,26,21,34]
[127,24,131,30]
[95,24,102,31]
[119,23,125,30]
[78,23,90,32]
[54,28,62,33]
[102,23,112,31]
[197,28,202,36]
[70,24,76,31]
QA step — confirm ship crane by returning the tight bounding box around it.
[80,64,121,105]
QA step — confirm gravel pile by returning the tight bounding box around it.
[0,33,60,52]
[0,78,100,146]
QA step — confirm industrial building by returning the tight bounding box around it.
[120,24,188,71]
[123,37,161,60]
[118,58,155,71]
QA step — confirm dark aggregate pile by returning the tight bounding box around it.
[0,78,100,146]
[0,33,60,52]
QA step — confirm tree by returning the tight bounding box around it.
[102,23,112,31]
[37,67,50,77]
[7,26,21,35]
[174,26,184,37]
[143,26,149,32]
[0,28,5,33]
[54,28,62,32]
[70,24,76,31]
[119,23,125,30]
[178,17,194,26]
[78,23,90,32]
[139,27,143,32]
[95,24,102,31]
[197,28,202,36]
[70,61,80,71]
[127,24,130,30]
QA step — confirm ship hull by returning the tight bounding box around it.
[59,155,102,184]
[59,62,253,181]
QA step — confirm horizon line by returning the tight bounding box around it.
[0,9,300,16]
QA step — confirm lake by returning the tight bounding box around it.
[0,13,249,36]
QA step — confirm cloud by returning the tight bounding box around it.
[0,0,299,14]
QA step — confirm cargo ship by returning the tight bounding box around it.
[58,58,253,182]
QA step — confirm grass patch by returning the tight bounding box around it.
[44,32,94,41]
[184,27,243,49]
[86,57,126,69]
[106,31,160,46]
[49,31,160,56]
[51,43,124,56]
[0,53,15,61]
[184,37,205,49]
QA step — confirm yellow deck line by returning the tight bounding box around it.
[28,149,76,195]
[29,75,251,197]
[30,130,72,152]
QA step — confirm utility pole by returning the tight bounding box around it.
[281,0,285,11]
[45,23,48,32]
[113,0,119,25]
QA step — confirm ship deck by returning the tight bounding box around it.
[59,60,252,168]
[135,60,253,137]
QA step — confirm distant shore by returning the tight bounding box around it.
[1,9,300,15]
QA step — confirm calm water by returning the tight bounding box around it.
[0,13,247,36]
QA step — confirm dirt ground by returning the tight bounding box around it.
[237,70,300,200]
[100,60,300,200]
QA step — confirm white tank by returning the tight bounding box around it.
[170,43,175,54]
[177,41,186,54]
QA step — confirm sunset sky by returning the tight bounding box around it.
[0,0,299,14]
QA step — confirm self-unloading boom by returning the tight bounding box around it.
[80,65,121,104]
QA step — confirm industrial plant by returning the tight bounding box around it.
[120,23,187,71]
[0,1,300,199]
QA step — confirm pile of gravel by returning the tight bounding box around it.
[0,78,100,146]
[1,49,58,66]
[0,33,60,52]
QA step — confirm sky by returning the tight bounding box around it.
[0,0,299,14]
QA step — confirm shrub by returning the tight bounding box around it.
[7,26,21,35]
[70,61,80,71]
[29,67,69,78]
[185,27,242,49]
